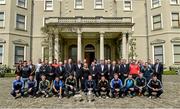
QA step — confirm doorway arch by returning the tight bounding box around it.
[84,44,95,65]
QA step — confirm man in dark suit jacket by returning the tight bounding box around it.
[55,61,65,81]
[65,58,75,79]
[75,60,83,91]
[107,59,112,81]
[97,60,108,80]
[89,61,98,85]
[120,59,129,84]
[154,59,163,82]
[110,60,119,81]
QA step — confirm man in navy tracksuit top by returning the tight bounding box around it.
[27,75,37,97]
[52,77,64,98]
[11,75,24,98]
[110,73,123,98]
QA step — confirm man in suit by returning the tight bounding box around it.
[75,60,83,91]
[65,58,75,79]
[97,60,108,80]
[110,60,119,81]
[55,61,65,81]
[120,59,129,84]
[89,61,98,86]
[107,59,112,81]
[154,59,163,82]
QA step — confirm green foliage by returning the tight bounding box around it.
[128,38,138,59]
[0,65,11,77]
[163,70,177,75]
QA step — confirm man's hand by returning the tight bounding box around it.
[28,88,32,92]
[129,88,134,91]
[70,85,73,89]
[15,90,19,93]
[101,87,105,91]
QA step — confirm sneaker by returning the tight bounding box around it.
[59,95,62,99]
[149,96,152,99]
[45,95,49,98]
[106,96,109,99]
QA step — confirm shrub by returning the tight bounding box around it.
[163,70,177,75]
[0,65,11,77]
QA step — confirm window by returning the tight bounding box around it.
[174,45,180,64]
[104,45,111,60]
[69,45,77,62]
[16,14,26,30]
[17,0,27,8]
[170,0,179,4]
[0,45,3,64]
[95,0,103,9]
[152,0,161,8]
[0,0,5,4]
[171,13,180,27]
[154,45,163,63]
[44,0,53,10]
[15,46,24,64]
[152,14,162,30]
[43,47,49,60]
[124,0,132,11]
[75,0,83,9]
[0,12,5,28]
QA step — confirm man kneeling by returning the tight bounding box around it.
[65,74,76,98]
[27,75,37,97]
[11,75,24,99]
[37,75,50,98]
[98,76,110,98]
[147,74,163,98]
[135,73,147,96]
[53,77,64,98]
[110,73,123,98]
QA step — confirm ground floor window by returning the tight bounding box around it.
[15,46,24,64]
[0,45,3,64]
[154,45,163,63]
[174,45,180,64]
[43,47,49,60]
[69,45,77,62]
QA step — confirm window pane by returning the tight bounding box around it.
[70,46,77,62]
[45,0,53,10]
[104,45,111,59]
[16,14,25,30]
[15,56,24,64]
[0,0,5,4]
[95,0,103,8]
[0,21,3,27]
[44,47,49,60]
[153,15,161,22]
[0,46,3,54]
[153,23,161,29]
[0,12,4,20]
[75,0,82,8]
[154,46,163,55]
[171,0,178,4]
[174,55,180,63]
[172,13,179,20]
[15,46,24,63]
[174,45,180,53]
[18,0,26,7]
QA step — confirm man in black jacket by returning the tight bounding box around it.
[55,61,65,81]
[65,58,75,79]
[147,74,163,98]
[120,59,129,84]
[75,60,83,91]
[21,61,31,89]
[154,59,163,82]
[89,61,98,86]
[97,60,108,80]
[110,61,119,81]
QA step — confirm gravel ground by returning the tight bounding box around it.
[0,75,180,108]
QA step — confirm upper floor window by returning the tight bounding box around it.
[171,13,180,28]
[17,0,27,8]
[152,0,161,8]
[124,0,132,11]
[16,14,26,30]
[44,0,53,11]
[152,14,162,30]
[170,0,179,4]
[95,0,104,9]
[0,0,5,4]
[75,0,83,9]
[0,12,5,28]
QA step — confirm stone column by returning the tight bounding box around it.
[127,32,132,59]
[122,32,127,59]
[54,34,60,61]
[100,31,105,60]
[77,32,82,61]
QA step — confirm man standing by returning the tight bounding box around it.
[21,61,31,89]
[154,59,163,82]
[97,60,108,80]
[65,58,75,79]
[75,60,83,91]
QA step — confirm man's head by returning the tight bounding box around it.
[69,74,73,79]
[155,59,160,64]
[91,61,95,66]
[101,76,105,81]
[77,60,81,64]
[139,73,143,78]
[45,59,49,64]
[107,59,111,64]
[152,74,158,81]
[114,73,119,80]
[38,58,42,63]
[41,75,46,81]
[84,63,88,68]
[64,59,67,64]
[29,75,34,80]
[88,75,92,80]
[19,60,23,65]
[112,60,116,66]
[28,60,32,65]
[53,59,57,64]
[59,61,63,66]
[100,60,104,65]
[128,74,133,79]
[16,75,21,80]
[23,61,27,66]
[68,58,72,64]
[55,77,59,81]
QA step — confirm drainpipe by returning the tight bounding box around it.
[145,0,150,60]
[30,0,34,61]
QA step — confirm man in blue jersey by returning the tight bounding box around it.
[110,73,123,98]
[27,75,37,97]
[52,76,64,99]
[11,75,24,99]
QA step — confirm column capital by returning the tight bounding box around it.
[99,31,105,35]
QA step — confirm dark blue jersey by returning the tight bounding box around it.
[110,79,123,89]
[27,79,37,89]
[12,80,24,90]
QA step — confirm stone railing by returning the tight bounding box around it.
[45,17,132,25]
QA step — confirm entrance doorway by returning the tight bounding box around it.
[84,44,95,65]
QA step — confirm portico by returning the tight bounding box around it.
[43,17,134,64]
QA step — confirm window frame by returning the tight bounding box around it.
[16,0,27,8]
[16,14,27,31]
[0,11,5,28]
[151,0,161,9]
[152,44,165,64]
[170,0,179,5]
[94,0,104,9]
[44,0,53,11]
[74,0,84,9]
[152,14,163,30]
[14,45,26,64]
[123,0,132,11]
[171,12,180,28]
[0,0,5,4]
[0,44,4,64]
[173,44,180,64]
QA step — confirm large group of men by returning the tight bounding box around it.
[11,58,163,99]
